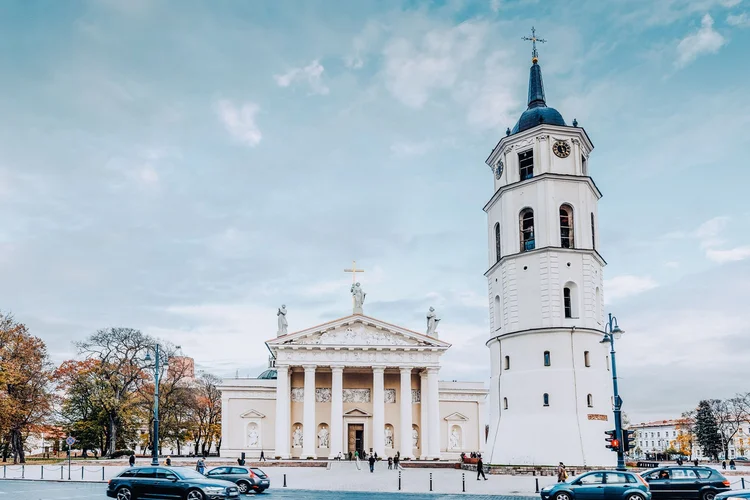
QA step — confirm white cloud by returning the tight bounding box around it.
[390,140,433,157]
[675,14,726,68]
[705,246,750,262]
[720,0,742,7]
[344,21,383,70]
[274,60,329,95]
[215,99,262,147]
[603,275,659,303]
[462,50,521,130]
[727,12,750,26]
[490,0,502,13]
[138,165,159,186]
[382,21,487,108]
[694,215,729,248]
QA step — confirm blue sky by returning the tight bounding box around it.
[1,0,749,422]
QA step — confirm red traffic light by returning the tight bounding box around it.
[611,439,620,448]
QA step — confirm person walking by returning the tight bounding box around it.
[694,459,699,467]
[369,453,376,473]
[388,456,393,470]
[477,455,487,480]
[259,450,266,462]
[129,454,135,467]
[557,462,568,483]
[394,452,400,470]
[730,459,736,470]
[722,461,727,470]
[196,458,205,475]
[165,456,172,466]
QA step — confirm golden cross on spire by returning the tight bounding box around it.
[522,26,547,63]
[344,260,364,284]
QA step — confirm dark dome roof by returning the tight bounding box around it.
[257,369,277,379]
[512,106,566,134]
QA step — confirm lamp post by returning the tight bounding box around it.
[601,312,626,471]
[144,344,169,466]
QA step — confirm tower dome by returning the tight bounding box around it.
[511,61,565,134]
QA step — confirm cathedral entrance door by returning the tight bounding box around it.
[348,424,364,456]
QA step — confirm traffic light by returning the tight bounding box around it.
[623,429,636,453]
[605,430,620,452]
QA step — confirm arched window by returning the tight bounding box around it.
[543,393,549,406]
[504,356,510,370]
[494,295,501,331]
[519,208,535,252]
[563,287,572,318]
[584,351,591,367]
[519,150,534,180]
[587,394,593,407]
[560,204,574,248]
[503,397,508,410]
[582,155,588,176]
[591,213,596,250]
[494,222,501,263]
[564,282,579,319]
[543,351,551,367]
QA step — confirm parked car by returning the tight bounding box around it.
[640,467,730,500]
[205,466,270,494]
[734,457,749,462]
[540,470,651,500]
[106,466,240,500]
[717,490,750,500]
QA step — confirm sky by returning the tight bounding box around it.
[1,0,749,424]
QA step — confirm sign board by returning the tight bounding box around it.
[587,414,609,421]
[66,436,76,446]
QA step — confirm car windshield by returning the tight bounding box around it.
[174,468,207,480]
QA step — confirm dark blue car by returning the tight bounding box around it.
[106,466,240,500]
[541,470,651,500]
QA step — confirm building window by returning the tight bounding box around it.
[519,150,533,180]
[494,295,501,330]
[560,204,574,248]
[582,155,588,176]
[543,393,549,406]
[587,394,593,407]
[503,397,508,410]
[584,351,590,367]
[564,287,572,318]
[494,222,501,263]
[564,282,579,318]
[591,213,596,251]
[519,208,535,252]
[544,351,551,367]
[504,356,510,370]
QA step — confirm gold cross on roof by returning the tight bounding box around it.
[344,260,364,284]
[522,26,547,63]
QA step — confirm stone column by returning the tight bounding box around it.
[419,370,429,459]
[302,365,317,459]
[274,365,290,459]
[399,366,414,459]
[427,367,441,459]
[329,366,344,459]
[372,367,385,457]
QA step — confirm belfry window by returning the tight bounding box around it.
[582,155,588,176]
[584,351,591,367]
[495,222,501,263]
[543,351,551,367]
[519,150,534,180]
[560,204,574,248]
[504,356,510,370]
[563,287,572,318]
[519,208,535,252]
[543,393,549,406]
[591,213,596,251]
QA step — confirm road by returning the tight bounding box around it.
[0,480,534,499]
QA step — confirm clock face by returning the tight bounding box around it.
[553,140,571,158]
[495,158,504,179]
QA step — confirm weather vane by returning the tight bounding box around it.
[522,26,547,63]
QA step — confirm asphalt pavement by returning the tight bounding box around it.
[0,480,535,499]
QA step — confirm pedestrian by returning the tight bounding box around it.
[165,456,172,466]
[694,459,699,467]
[337,452,342,461]
[129,454,135,467]
[722,460,727,470]
[388,456,393,470]
[369,453,376,473]
[196,458,205,475]
[354,450,359,460]
[557,462,568,483]
[730,459,736,470]
[348,451,352,461]
[477,455,487,481]
[374,451,378,461]
[259,450,266,462]
[394,451,400,470]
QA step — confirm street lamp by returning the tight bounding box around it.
[601,312,626,471]
[144,344,170,466]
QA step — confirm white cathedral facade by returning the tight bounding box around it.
[483,48,615,466]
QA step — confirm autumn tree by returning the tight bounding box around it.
[0,313,55,463]
[190,372,222,456]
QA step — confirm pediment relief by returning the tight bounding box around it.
[444,412,469,422]
[240,410,266,419]
[294,323,424,347]
[344,407,371,417]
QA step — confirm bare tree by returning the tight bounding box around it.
[709,398,748,460]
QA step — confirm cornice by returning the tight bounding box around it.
[483,173,602,213]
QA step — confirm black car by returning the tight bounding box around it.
[641,467,731,500]
[106,466,240,500]
[205,466,270,494]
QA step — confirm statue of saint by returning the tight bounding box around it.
[426,306,440,337]
[277,305,288,336]
[351,282,366,313]
[384,427,393,448]
[317,426,329,448]
[449,427,460,449]
[292,425,303,448]
[412,428,419,448]
[248,425,259,447]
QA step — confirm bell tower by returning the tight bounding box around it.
[483,29,613,466]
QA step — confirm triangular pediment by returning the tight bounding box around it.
[267,314,450,349]
[240,410,265,419]
[344,407,371,417]
[444,412,469,422]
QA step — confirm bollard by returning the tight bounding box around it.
[61,465,63,480]
[535,477,540,493]
[102,467,105,481]
[41,466,44,480]
[82,467,84,480]
[430,472,433,492]
[3,464,5,478]
[462,472,465,492]
[22,465,24,479]
[399,470,402,491]
[283,473,287,487]
[743,478,746,489]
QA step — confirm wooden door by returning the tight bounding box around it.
[348,424,364,454]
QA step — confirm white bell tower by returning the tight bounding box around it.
[483,30,614,466]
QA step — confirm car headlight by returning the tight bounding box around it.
[541,487,552,492]
[203,487,225,495]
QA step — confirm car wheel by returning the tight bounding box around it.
[237,481,250,494]
[627,493,645,500]
[555,492,571,500]
[186,489,205,500]
[702,491,717,500]
[116,487,134,500]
